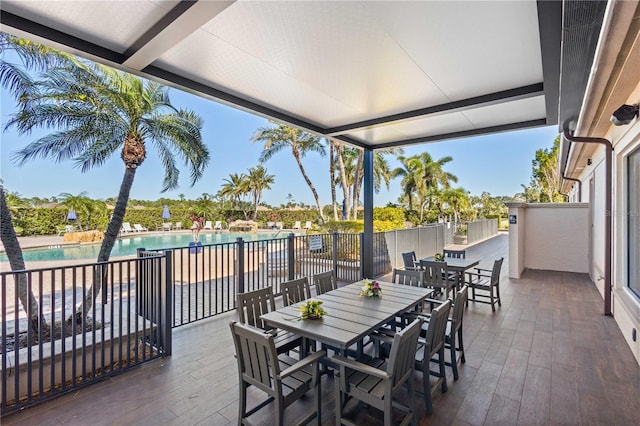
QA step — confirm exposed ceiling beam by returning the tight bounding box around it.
[323,83,544,137]
[536,0,562,126]
[372,118,548,150]
[123,1,235,70]
[0,10,126,63]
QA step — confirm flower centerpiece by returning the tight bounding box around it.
[360,279,382,297]
[434,253,445,261]
[299,299,327,320]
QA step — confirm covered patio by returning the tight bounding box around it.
[4,234,638,425]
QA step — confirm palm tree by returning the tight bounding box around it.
[0,185,49,334]
[252,122,327,222]
[246,165,275,220]
[58,191,95,231]
[442,187,470,223]
[392,155,424,211]
[219,173,249,211]
[6,58,209,321]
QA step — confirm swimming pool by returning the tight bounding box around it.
[0,232,291,262]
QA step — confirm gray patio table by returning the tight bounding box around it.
[421,256,481,292]
[260,280,432,356]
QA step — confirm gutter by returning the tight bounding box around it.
[562,150,583,202]
[562,129,612,316]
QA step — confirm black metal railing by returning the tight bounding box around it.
[1,253,172,415]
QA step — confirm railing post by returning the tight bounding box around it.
[359,232,365,279]
[162,250,172,355]
[236,237,245,293]
[332,231,339,274]
[287,233,295,281]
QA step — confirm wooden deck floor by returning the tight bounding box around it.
[3,234,639,425]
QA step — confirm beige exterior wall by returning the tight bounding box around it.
[506,203,589,276]
[523,204,589,273]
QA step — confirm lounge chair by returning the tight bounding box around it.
[133,224,148,232]
[292,221,301,229]
[275,221,283,230]
[213,220,222,230]
[162,222,172,231]
[203,221,213,230]
[56,225,76,236]
[121,222,133,233]
[174,222,182,230]
[304,221,312,230]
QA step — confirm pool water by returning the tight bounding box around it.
[1,232,290,262]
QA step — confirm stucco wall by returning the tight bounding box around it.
[522,204,589,273]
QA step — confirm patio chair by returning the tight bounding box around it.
[466,257,504,311]
[202,221,213,230]
[161,222,172,231]
[332,318,422,426]
[133,224,148,232]
[266,221,276,229]
[57,225,76,236]
[236,287,303,356]
[401,251,419,270]
[292,221,301,229]
[174,222,182,230]
[420,285,468,380]
[392,267,424,287]
[313,270,337,295]
[303,221,312,230]
[229,321,324,426]
[444,249,466,259]
[213,220,222,230]
[415,299,451,414]
[420,259,456,300]
[275,221,283,230]
[281,277,311,307]
[121,222,133,233]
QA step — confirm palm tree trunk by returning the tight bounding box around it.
[329,142,338,220]
[352,151,364,220]
[252,193,258,220]
[0,188,49,334]
[292,149,325,223]
[335,143,350,219]
[75,167,136,322]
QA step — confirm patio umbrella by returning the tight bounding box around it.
[67,209,77,221]
[162,205,171,220]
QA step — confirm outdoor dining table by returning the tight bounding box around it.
[421,256,480,291]
[260,280,433,356]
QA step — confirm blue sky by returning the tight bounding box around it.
[0,66,559,207]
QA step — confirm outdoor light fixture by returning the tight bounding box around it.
[587,158,592,166]
[610,103,639,126]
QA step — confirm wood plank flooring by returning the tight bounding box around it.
[3,234,639,425]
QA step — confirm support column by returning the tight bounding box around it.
[362,149,374,278]
[505,202,527,279]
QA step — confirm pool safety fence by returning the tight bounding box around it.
[1,252,171,416]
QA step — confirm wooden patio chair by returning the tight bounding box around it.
[229,321,325,426]
[392,267,424,287]
[444,249,466,259]
[466,257,504,311]
[332,318,423,426]
[415,299,451,414]
[420,285,468,380]
[236,287,303,356]
[280,277,311,307]
[313,270,337,295]
[401,251,419,270]
[420,259,456,300]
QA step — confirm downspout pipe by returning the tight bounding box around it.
[562,141,583,202]
[562,174,582,202]
[562,129,612,316]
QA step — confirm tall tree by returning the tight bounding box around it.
[219,172,249,212]
[529,136,563,202]
[0,185,49,334]
[252,122,326,222]
[442,187,470,223]
[58,191,94,231]
[6,53,209,321]
[246,165,275,220]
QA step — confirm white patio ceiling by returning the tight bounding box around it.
[0,1,582,149]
